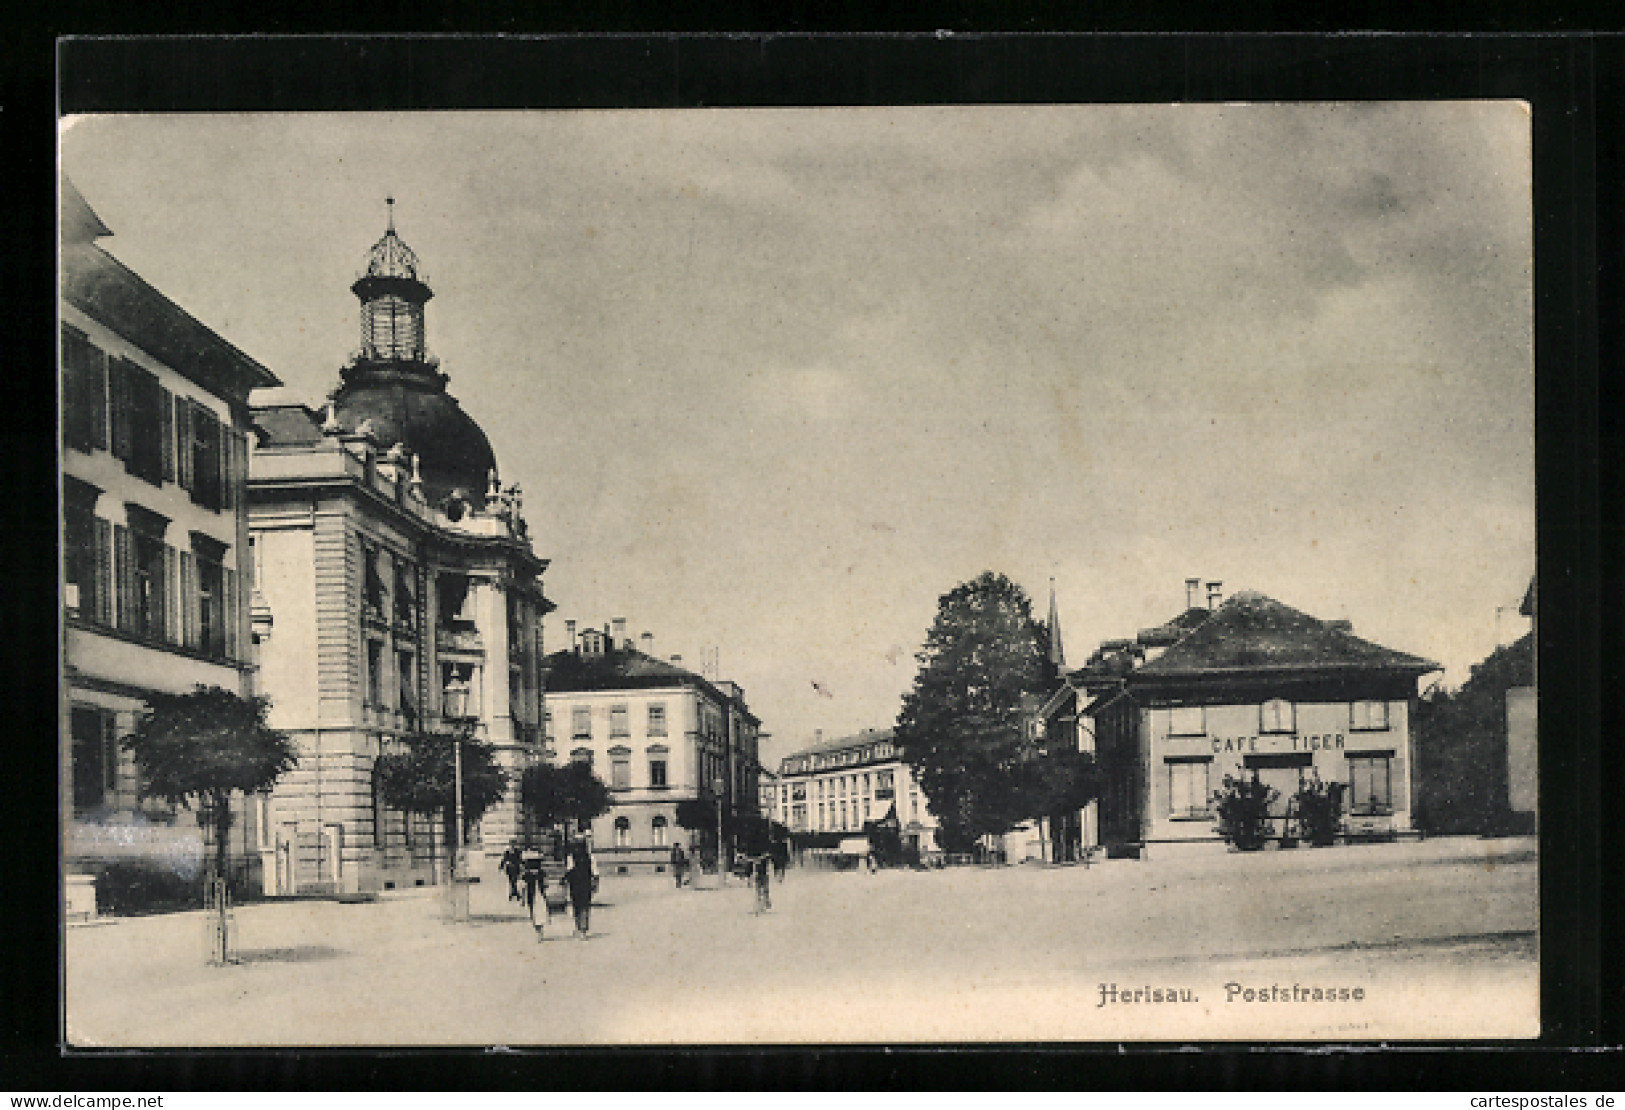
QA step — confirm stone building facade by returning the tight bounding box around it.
[247,206,551,895]
[60,178,279,915]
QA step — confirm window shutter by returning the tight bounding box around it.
[159,389,175,483]
[90,348,108,450]
[224,566,238,661]
[180,551,198,649]
[93,518,114,626]
[177,401,194,490]
[165,545,182,644]
[150,544,167,640]
[109,359,133,463]
[113,524,134,633]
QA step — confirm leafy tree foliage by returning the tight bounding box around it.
[894,571,1060,849]
[374,728,508,864]
[123,686,298,886]
[1413,632,1534,835]
[1213,772,1276,851]
[520,760,612,835]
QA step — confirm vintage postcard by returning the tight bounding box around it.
[59,99,1537,1045]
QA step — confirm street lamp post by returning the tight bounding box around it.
[443,674,471,921]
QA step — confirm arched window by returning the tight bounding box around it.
[614,816,631,848]
[651,815,668,847]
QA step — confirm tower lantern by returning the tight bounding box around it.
[351,196,433,364]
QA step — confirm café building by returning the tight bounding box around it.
[1079,585,1439,850]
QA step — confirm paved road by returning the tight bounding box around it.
[64,836,1537,1045]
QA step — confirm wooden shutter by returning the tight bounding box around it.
[93,518,114,626]
[109,359,133,463]
[177,400,194,491]
[150,544,168,640]
[165,545,182,644]
[224,566,238,661]
[159,389,175,483]
[180,551,198,649]
[113,524,134,633]
[90,348,108,450]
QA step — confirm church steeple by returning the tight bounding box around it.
[350,197,434,366]
[1047,578,1066,669]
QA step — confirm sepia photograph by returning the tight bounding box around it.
[58,99,1538,1045]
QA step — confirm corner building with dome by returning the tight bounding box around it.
[247,205,554,896]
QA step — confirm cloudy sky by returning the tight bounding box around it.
[61,105,1533,767]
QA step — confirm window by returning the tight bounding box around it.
[862,773,871,793]
[570,747,594,768]
[192,535,229,659]
[398,652,418,722]
[648,757,668,788]
[1168,759,1211,818]
[646,703,667,736]
[610,748,632,789]
[186,399,224,509]
[614,817,631,848]
[651,816,668,847]
[610,703,629,737]
[862,799,871,820]
[118,524,170,643]
[367,640,387,707]
[572,706,591,739]
[438,573,475,628]
[363,544,387,621]
[108,359,166,487]
[62,480,104,622]
[1259,699,1295,734]
[71,707,117,814]
[1350,700,1390,731]
[1348,755,1393,815]
[1168,706,1205,736]
[394,559,417,629]
[61,327,108,453]
[543,711,553,741]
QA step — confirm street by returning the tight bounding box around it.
[64,836,1538,1045]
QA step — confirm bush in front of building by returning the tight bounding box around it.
[1213,772,1277,851]
[1292,775,1346,847]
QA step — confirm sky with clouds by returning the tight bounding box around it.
[61,104,1533,766]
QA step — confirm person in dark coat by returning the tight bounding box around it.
[564,838,598,939]
[498,841,524,902]
[670,842,689,888]
[770,838,788,882]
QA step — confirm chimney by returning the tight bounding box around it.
[669,654,683,667]
[640,631,654,655]
[815,729,823,745]
[1185,578,1202,610]
[565,619,577,651]
[612,617,628,649]
[1206,581,1223,610]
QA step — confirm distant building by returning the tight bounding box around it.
[777,729,939,858]
[60,178,280,917]
[1505,576,1537,817]
[757,766,781,826]
[1077,584,1439,852]
[247,204,552,895]
[540,624,761,874]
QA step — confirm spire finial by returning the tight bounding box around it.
[385,195,395,232]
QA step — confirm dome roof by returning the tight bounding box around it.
[362,199,423,281]
[332,369,497,509]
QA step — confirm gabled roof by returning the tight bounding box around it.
[1136,590,1437,677]
[1136,606,1212,648]
[61,178,280,400]
[541,647,759,723]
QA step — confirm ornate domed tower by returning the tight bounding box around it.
[331,199,498,511]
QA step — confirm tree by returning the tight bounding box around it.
[894,571,1056,850]
[1213,772,1276,851]
[1413,632,1534,835]
[520,760,612,840]
[123,686,298,889]
[374,727,508,870]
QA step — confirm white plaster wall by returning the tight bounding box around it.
[253,527,319,730]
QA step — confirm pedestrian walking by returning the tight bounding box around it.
[770,838,788,882]
[565,837,599,939]
[499,841,524,903]
[670,842,689,888]
[520,846,547,937]
[751,853,772,914]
